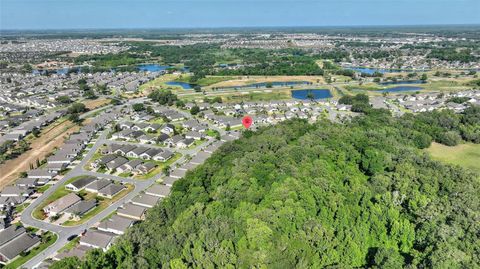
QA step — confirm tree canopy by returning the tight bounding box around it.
[52,106,480,269]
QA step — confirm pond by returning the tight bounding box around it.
[33,64,171,75]
[291,89,332,100]
[380,86,423,93]
[165,81,197,89]
[137,64,171,72]
[379,80,426,86]
[220,81,311,90]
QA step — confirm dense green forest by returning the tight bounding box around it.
[52,104,480,269]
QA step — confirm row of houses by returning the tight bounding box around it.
[184,99,327,111]
[0,108,122,232]
[50,134,239,262]
[91,154,157,175]
[55,183,171,257]
[153,107,187,121]
[104,143,174,161]
[43,177,125,219]
[112,125,198,148]
[0,185,36,230]
[0,225,41,265]
[65,176,126,197]
[393,90,480,113]
[0,110,63,143]
[117,121,166,133]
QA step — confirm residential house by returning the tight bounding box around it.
[98,215,135,235]
[117,203,146,220]
[139,148,161,160]
[170,168,187,179]
[131,194,160,208]
[79,230,116,251]
[145,184,170,198]
[134,162,156,175]
[64,200,97,219]
[85,179,112,193]
[105,157,129,171]
[114,145,136,156]
[152,150,174,162]
[185,131,204,141]
[177,138,195,149]
[98,184,125,199]
[160,124,175,135]
[15,178,39,188]
[65,177,97,192]
[126,147,149,158]
[43,193,81,217]
[145,123,161,132]
[118,159,143,173]
[27,169,56,184]
[0,225,41,265]
[138,134,156,144]
[91,154,117,169]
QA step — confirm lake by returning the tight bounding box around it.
[218,81,311,90]
[380,86,423,93]
[291,89,332,100]
[137,64,171,72]
[379,80,426,85]
[33,64,170,74]
[348,67,420,74]
[165,81,196,89]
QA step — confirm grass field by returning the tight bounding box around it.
[426,142,480,174]
[175,75,236,86]
[222,90,291,103]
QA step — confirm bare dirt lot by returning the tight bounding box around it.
[0,119,79,189]
[84,98,110,110]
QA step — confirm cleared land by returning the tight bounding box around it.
[426,142,480,174]
[0,119,79,189]
[84,98,110,110]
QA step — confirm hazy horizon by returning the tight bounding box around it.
[1,0,479,30]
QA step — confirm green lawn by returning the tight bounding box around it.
[32,176,93,220]
[83,148,104,171]
[36,184,51,193]
[187,139,205,149]
[426,142,480,174]
[222,90,291,103]
[58,237,80,253]
[174,75,236,87]
[205,129,220,138]
[135,153,182,180]
[4,232,57,269]
[15,202,31,213]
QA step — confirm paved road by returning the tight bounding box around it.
[19,106,221,268]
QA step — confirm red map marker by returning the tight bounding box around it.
[242,115,253,129]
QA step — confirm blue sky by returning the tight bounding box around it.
[1,0,479,30]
